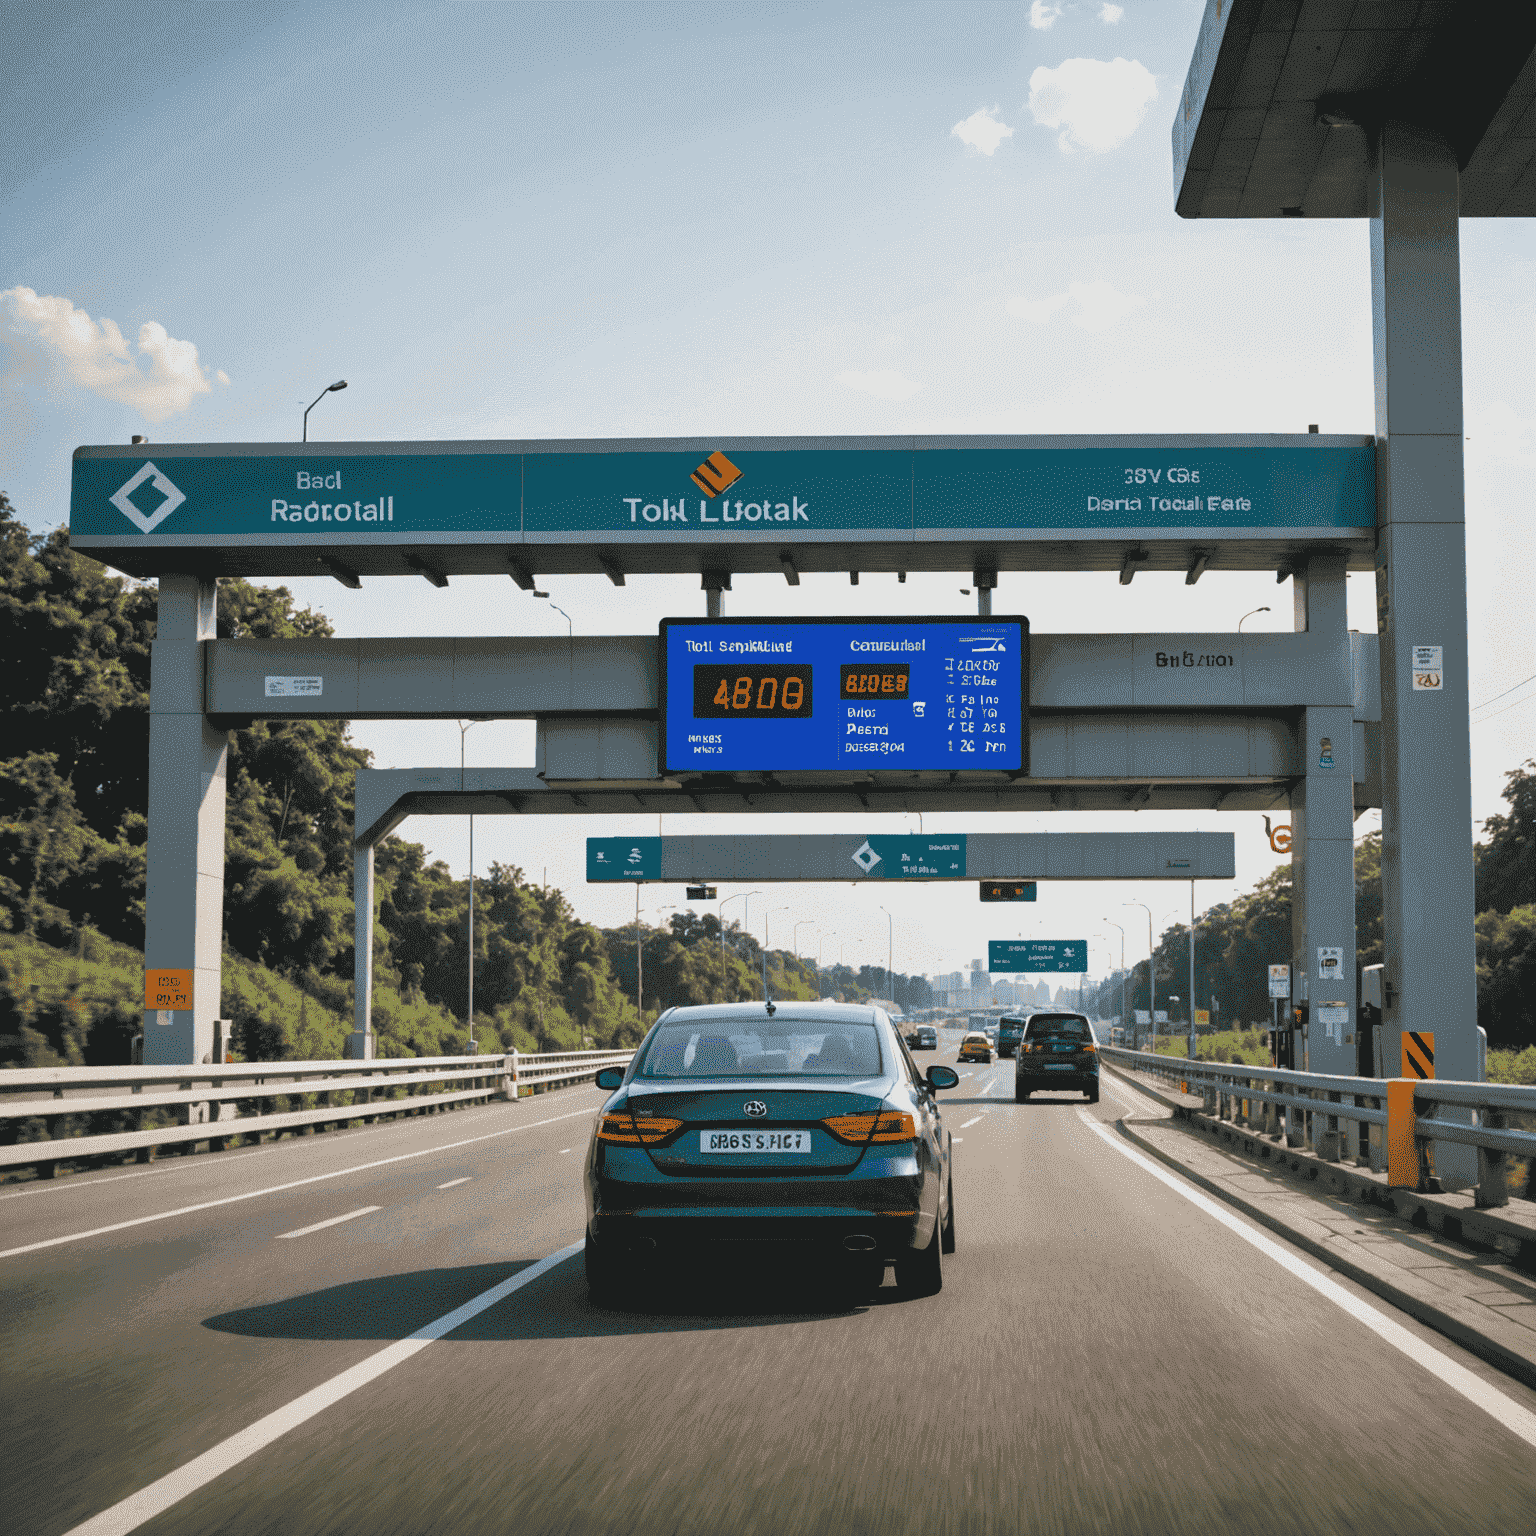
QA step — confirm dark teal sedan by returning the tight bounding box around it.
[583,1001,959,1306]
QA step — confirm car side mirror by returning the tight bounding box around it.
[595,1067,625,1090]
[926,1065,959,1091]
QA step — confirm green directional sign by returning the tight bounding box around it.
[852,835,967,879]
[989,939,1086,973]
[586,837,661,881]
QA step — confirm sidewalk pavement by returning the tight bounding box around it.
[1102,1064,1536,1393]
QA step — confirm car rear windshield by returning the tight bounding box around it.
[1025,1015,1091,1040]
[634,1020,885,1078]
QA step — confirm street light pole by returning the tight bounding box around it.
[458,719,487,1051]
[1188,877,1198,1061]
[302,379,347,442]
[1103,920,1127,1044]
[878,904,894,1011]
[764,905,790,999]
[1124,901,1154,1051]
[719,890,762,965]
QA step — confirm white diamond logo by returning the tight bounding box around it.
[851,839,882,875]
[110,462,186,534]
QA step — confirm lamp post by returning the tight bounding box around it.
[1102,920,1126,1045]
[1238,606,1271,632]
[764,905,790,999]
[458,718,488,1051]
[1123,901,1155,1051]
[302,379,347,442]
[719,890,761,964]
[878,904,894,1012]
[1188,877,1198,1061]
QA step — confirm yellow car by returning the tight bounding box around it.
[958,1031,993,1063]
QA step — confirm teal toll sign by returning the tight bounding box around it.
[69,438,1375,572]
[586,837,661,882]
[852,835,967,879]
[988,939,1087,973]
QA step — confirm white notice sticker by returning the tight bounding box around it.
[1316,946,1344,983]
[265,676,323,697]
[1411,645,1443,691]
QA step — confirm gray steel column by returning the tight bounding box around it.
[348,841,375,1059]
[1370,121,1478,1183]
[143,576,226,1066]
[1288,556,1356,1079]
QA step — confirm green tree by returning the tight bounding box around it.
[1476,760,1536,915]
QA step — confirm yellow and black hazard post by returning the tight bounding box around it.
[1387,1031,1435,1189]
[1401,1029,1434,1079]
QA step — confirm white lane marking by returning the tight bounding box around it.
[274,1206,380,1240]
[959,1115,984,1129]
[951,1137,964,1143]
[959,1070,974,1078]
[1077,1111,1536,1452]
[558,1148,572,1155]
[0,1107,595,1262]
[978,1076,996,1096]
[435,1177,472,1190]
[60,1241,584,1536]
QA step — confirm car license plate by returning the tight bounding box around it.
[700,1130,811,1154]
[1044,1063,1074,1071]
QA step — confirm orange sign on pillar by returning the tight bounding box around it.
[144,969,193,1011]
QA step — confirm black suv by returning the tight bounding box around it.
[908,1024,938,1051]
[1014,1012,1099,1102]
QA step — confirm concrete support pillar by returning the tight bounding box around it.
[1370,121,1478,1185]
[143,576,226,1066]
[1289,555,1357,1079]
[348,841,375,1060]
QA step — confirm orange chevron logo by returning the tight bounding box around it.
[690,451,743,498]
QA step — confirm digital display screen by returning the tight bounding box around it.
[660,617,1028,774]
[840,664,909,699]
[692,664,814,718]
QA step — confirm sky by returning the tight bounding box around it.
[3,0,1534,997]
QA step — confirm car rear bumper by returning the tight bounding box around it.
[589,1207,925,1261]
[1015,1069,1098,1092]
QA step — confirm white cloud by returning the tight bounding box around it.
[1099,4,1125,23]
[1007,280,1145,333]
[838,370,920,401]
[1027,56,1158,153]
[951,106,1014,156]
[0,286,227,422]
[1030,2,1063,29]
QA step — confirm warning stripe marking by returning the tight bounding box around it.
[690,451,743,497]
[1403,1030,1435,1080]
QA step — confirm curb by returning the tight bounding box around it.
[1103,1064,1536,1395]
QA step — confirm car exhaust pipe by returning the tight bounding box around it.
[843,1234,877,1252]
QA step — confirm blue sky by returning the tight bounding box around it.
[4,1,1534,992]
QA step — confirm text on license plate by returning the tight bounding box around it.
[1044,1063,1075,1070]
[701,1130,811,1153]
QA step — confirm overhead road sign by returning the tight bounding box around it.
[69,435,1375,582]
[659,617,1026,775]
[988,940,1086,974]
[1173,4,1536,220]
[579,831,1231,884]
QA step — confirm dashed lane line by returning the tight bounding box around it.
[274,1206,380,1240]
[1077,1110,1536,1453]
[958,1115,985,1129]
[60,1241,585,1536]
[0,1106,596,1263]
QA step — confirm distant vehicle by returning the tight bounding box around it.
[1014,1012,1099,1103]
[958,1030,993,1064]
[584,1001,959,1306]
[908,1024,938,1051]
[997,1014,1027,1058]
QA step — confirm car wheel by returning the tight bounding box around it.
[1086,1083,1100,1104]
[940,1170,956,1254]
[1015,1082,1029,1102]
[585,1231,621,1308]
[898,1212,943,1298]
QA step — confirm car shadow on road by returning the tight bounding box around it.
[202,1257,898,1342]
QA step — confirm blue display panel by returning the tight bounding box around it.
[659,617,1028,774]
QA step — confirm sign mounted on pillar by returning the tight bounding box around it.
[1267,964,1290,998]
[586,838,662,881]
[144,969,193,1011]
[659,617,1027,775]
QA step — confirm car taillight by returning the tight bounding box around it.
[596,1110,684,1145]
[821,1110,917,1145]
[1081,1041,1097,1053]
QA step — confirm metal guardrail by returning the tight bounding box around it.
[0,1048,634,1178]
[1101,1046,1536,1209]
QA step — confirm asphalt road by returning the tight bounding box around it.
[5,1033,1536,1536]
